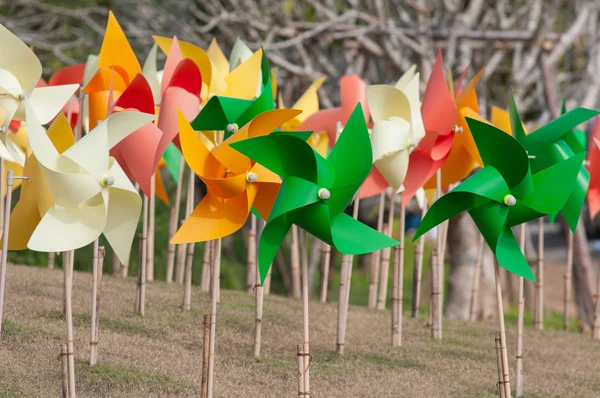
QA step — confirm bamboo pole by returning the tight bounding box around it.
[336,197,360,354]
[65,250,76,397]
[516,224,526,397]
[182,171,196,311]
[563,229,574,331]
[147,173,155,281]
[116,252,126,277]
[495,332,506,398]
[0,158,4,238]
[206,238,221,397]
[92,246,104,365]
[175,219,188,284]
[48,252,56,269]
[494,260,511,398]
[264,267,272,295]
[247,215,257,292]
[135,196,148,316]
[392,204,405,346]
[290,225,301,299]
[431,250,441,339]
[201,314,210,398]
[319,242,331,303]
[368,192,386,308]
[299,229,310,394]
[60,343,68,398]
[377,193,396,310]
[469,235,485,322]
[434,169,444,337]
[592,260,600,339]
[89,239,99,365]
[534,217,544,330]
[167,156,186,283]
[254,219,265,357]
[412,202,427,318]
[201,241,212,293]
[134,237,142,313]
[297,345,305,397]
[0,170,19,338]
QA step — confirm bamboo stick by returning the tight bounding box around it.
[0,170,17,337]
[116,252,125,277]
[134,237,142,313]
[264,267,272,295]
[135,196,149,316]
[368,191,386,308]
[495,332,506,398]
[201,241,212,293]
[206,238,221,397]
[92,246,104,366]
[431,250,441,339]
[469,235,485,322]
[60,343,68,398]
[89,239,99,365]
[247,215,257,292]
[494,260,511,398]
[434,170,444,336]
[175,215,189,284]
[254,219,265,357]
[392,204,405,346]
[290,225,301,299]
[319,242,331,303]
[592,259,600,339]
[563,229,574,331]
[167,156,186,283]
[147,173,155,281]
[65,250,76,397]
[201,314,210,398]
[534,217,544,330]
[412,202,427,318]
[0,158,4,238]
[299,229,310,394]
[297,345,305,396]
[48,252,55,269]
[182,171,196,311]
[377,193,396,310]
[516,224,526,397]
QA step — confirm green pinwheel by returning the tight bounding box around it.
[231,104,399,282]
[413,116,586,280]
[509,95,599,232]
[191,49,274,138]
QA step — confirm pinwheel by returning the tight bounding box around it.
[414,115,586,280]
[366,64,425,194]
[401,51,457,208]
[587,117,600,219]
[230,104,398,282]
[0,24,78,164]
[25,106,155,264]
[509,95,599,232]
[423,65,486,189]
[171,108,304,244]
[0,119,28,192]
[3,113,73,250]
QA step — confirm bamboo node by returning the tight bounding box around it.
[89,341,98,346]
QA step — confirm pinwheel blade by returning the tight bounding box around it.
[330,211,399,254]
[257,211,297,283]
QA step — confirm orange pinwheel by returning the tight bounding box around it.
[401,51,458,208]
[171,109,302,243]
[587,116,600,219]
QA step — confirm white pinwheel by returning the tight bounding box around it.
[25,105,155,264]
[0,24,79,164]
[366,65,425,193]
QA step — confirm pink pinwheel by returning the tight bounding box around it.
[587,116,600,219]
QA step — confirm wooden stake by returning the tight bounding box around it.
[135,196,148,316]
[377,193,396,310]
[200,241,212,293]
[254,219,265,357]
[516,224,526,397]
[0,158,4,238]
[564,229,574,331]
[369,191,386,308]
[92,246,104,366]
[290,225,301,299]
[431,250,441,339]
[89,239,99,365]
[299,229,310,394]
[147,173,155,281]
[494,260,511,398]
[495,332,506,398]
[182,171,196,311]
[167,156,186,283]
[0,170,18,337]
[297,345,305,397]
[336,197,360,354]
[264,267,272,295]
[412,202,427,318]
[534,217,544,330]
[592,257,600,339]
[247,215,257,292]
[392,204,405,346]
[201,314,210,398]
[469,235,485,322]
[65,250,76,397]
[319,242,331,303]
[48,252,56,269]
[60,343,68,398]
[206,238,221,397]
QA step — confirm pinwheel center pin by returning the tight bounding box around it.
[406,138,413,149]
[246,172,258,183]
[226,123,239,134]
[318,188,331,200]
[0,126,6,135]
[17,93,26,101]
[100,175,115,187]
[453,125,464,133]
[503,194,516,207]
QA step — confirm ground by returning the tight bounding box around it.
[1,263,599,398]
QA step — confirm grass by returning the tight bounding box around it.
[1,263,599,397]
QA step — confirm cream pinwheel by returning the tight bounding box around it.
[366,65,425,193]
[25,105,155,263]
[0,24,78,164]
